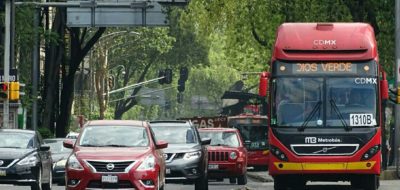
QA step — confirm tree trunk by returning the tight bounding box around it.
[43,8,65,134]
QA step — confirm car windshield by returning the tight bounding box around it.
[199,131,240,147]
[79,126,149,147]
[0,132,35,149]
[272,77,378,128]
[151,125,198,144]
[234,125,268,150]
[44,139,73,154]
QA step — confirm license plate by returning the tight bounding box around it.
[0,170,6,176]
[350,113,375,126]
[101,175,118,183]
[208,164,219,170]
[166,168,171,174]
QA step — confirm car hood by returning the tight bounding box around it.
[74,147,151,160]
[163,144,201,153]
[207,146,239,152]
[0,148,35,160]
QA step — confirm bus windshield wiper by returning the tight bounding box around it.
[299,101,322,131]
[330,99,351,131]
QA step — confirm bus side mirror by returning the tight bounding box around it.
[380,71,389,100]
[380,79,389,100]
[259,72,270,97]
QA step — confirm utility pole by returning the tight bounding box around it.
[2,0,11,128]
[395,0,400,165]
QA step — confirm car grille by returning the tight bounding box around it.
[86,160,135,173]
[87,180,134,188]
[0,159,16,168]
[208,151,229,161]
[290,144,359,156]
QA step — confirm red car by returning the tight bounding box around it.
[198,128,248,185]
[64,120,168,190]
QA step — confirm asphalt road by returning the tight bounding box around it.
[2,177,400,190]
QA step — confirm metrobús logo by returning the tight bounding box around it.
[305,137,342,144]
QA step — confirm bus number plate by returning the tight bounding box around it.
[350,114,374,126]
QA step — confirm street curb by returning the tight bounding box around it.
[247,172,274,183]
[380,169,398,180]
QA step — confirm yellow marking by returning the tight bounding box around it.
[273,161,376,171]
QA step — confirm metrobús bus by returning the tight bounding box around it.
[259,23,389,190]
[228,115,269,170]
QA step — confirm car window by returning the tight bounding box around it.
[199,131,240,147]
[151,125,198,144]
[44,140,73,153]
[79,126,149,147]
[0,132,35,149]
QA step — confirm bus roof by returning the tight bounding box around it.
[273,23,377,61]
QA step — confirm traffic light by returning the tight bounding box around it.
[179,67,188,81]
[158,70,165,84]
[0,82,8,99]
[389,87,400,104]
[164,69,173,84]
[177,67,189,92]
[8,82,20,101]
[178,79,185,92]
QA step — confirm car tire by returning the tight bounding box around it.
[229,177,236,184]
[31,167,42,190]
[195,174,208,190]
[42,169,52,190]
[237,174,247,185]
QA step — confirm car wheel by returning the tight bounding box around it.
[195,174,208,190]
[42,169,52,190]
[237,174,247,185]
[229,177,236,184]
[31,167,42,190]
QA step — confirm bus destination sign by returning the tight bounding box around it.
[292,62,357,74]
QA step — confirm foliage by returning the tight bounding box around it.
[37,127,54,139]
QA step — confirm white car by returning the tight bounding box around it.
[66,132,79,139]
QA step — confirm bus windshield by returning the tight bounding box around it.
[272,77,378,128]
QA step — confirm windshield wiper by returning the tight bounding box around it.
[104,144,130,147]
[80,144,102,147]
[299,101,322,131]
[330,99,351,131]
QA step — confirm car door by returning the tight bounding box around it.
[36,133,52,181]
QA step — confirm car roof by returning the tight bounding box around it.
[149,120,191,127]
[0,129,35,134]
[86,120,147,127]
[198,128,238,132]
[44,138,68,141]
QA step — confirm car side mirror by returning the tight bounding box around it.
[63,139,75,149]
[39,145,50,151]
[155,140,168,149]
[201,138,211,145]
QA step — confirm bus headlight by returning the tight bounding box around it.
[361,145,380,160]
[270,145,288,161]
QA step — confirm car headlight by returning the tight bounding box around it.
[55,159,67,167]
[137,155,155,170]
[183,151,201,160]
[229,152,238,160]
[17,153,38,167]
[67,154,84,171]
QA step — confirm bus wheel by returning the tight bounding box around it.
[363,174,378,190]
[273,176,287,190]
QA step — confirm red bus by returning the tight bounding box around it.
[227,115,269,170]
[259,23,388,190]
